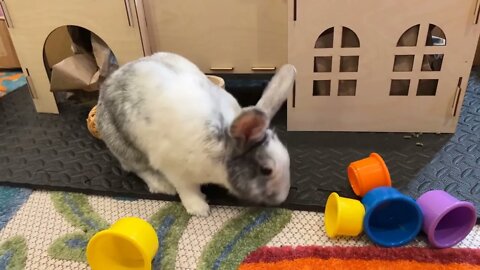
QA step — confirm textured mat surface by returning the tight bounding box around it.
[406,72,480,215]
[0,72,479,220]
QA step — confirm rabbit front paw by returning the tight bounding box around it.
[138,171,177,195]
[147,181,177,195]
[184,199,210,216]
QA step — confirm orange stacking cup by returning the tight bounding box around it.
[348,153,391,197]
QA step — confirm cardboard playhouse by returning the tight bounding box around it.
[0,0,150,113]
[2,0,480,134]
[287,0,480,133]
[0,7,20,69]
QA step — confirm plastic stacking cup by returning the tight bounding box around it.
[417,190,477,248]
[362,187,423,247]
[87,217,159,270]
[348,153,392,197]
[325,192,365,237]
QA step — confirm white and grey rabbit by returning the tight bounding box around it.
[96,52,295,216]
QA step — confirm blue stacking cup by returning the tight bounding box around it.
[362,187,423,247]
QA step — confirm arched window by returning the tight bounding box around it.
[313,27,360,96]
[391,24,446,96]
[315,27,334,49]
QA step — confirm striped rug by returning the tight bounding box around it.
[241,246,480,270]
[0,186,479,269]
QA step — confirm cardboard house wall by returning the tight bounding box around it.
[1,0,150,113]
[287,0,480,133]
[3,0,480,134]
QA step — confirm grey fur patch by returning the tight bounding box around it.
[98,103,148,169]
[97,62,157,174]
[205,112,227,142]
[204,112,229,163]
[224,131,280,204]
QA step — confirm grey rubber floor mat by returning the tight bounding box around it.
[406,72,480,219]
[0,74,478,222]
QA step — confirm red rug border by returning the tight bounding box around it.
[243,246,480,265]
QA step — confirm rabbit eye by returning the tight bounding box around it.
[260,167,273,176]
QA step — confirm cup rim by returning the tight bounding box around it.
[325,192,341,237]
[364,195,422,247]
[87,229,150,270]
[347,166,362,196]
[348,153,392,196]
[369,153,392,187]
[425,201,476,248]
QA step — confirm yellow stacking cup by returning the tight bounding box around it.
[86,217,159,270]
[325,192,365,237]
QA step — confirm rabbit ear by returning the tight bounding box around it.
[256,64,296,119]
[229,108,269,147]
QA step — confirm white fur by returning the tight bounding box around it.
[101,52,295,216]
[265,136,291,202]
[121,53,240,215]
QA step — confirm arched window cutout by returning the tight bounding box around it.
[417,79,438,95]
[338,80,357,96]
[393,55,414,72]
[397,25,420,47]
[341,27,360,48]
[312,26,360,96]
[315,27,334,48]
[313,80,331,96]
[314,56,332,72]
[340,56,359,72]
[390,80,410,96]
[426,24,446,46]
[43,25,118,84]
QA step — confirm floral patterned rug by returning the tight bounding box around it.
[0,186,479,270]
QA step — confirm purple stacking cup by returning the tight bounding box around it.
[416,190,477,248]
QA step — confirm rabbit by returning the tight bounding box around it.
[96,52,295,216]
